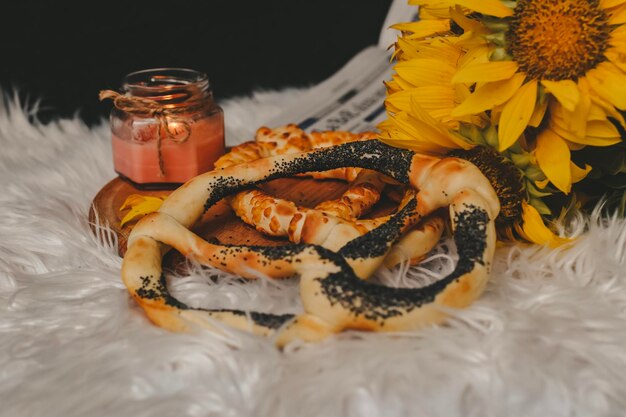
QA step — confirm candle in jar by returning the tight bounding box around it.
[107,68,225,186]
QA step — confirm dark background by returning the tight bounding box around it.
[1,1,392,125]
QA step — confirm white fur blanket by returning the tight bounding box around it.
[1,89,625,417]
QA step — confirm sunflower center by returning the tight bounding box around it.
[507,0,610,81]
[448,146,524,231]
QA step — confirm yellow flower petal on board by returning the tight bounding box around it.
[541,80,580,112]
[392,20,451,39]
[534,128,572,194]
[452,73,526,117]
[516,201,570,247]
[120,194,147,211]
[452,61,519,83]
[587,62,626,110]
[570,162,592,184]
[498,80,538,151]
[119,194,167,227]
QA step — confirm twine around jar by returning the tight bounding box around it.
[99,89,202,177]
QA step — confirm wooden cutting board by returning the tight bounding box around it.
[89,176,397,264]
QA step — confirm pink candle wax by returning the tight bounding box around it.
[112,117,224,184]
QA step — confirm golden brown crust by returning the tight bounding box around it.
[217,126,436,266]
[121,138,500,347]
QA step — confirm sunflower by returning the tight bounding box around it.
[377,33,484,153]
[423,0,625,192]
[379,0,626,246]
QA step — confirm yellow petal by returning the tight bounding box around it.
[516,201,570,247]
[453,61,519,83]
[587,101,614,121]
[605,49,626,73]
[568,89,592,139]
[586,120,621,138]
[490,104,505,125]
[602,0,626,8]
[585,78,626,126]
[455,29,490,49]
[564,140,586,151]
[397,38,462,62]
[550,121,622,147]
[405,39,465,63]
[120,194,147,210]
[547,84,591,140]
[528,98,548,128]
[392,20,451,39]
[541,80,580,112]
[391,74,415,91]
[570,162,592,184]
[394,59,456,87]
[587,62,626,110]
[453,0,513,17]
[452,73,526,117]
[609,3,626,24]
[381,112,448,152]
[609,25,626,41]
[408,98,472,149]
[449,6,483,32]
[417,4,454,19]
[457,45,491,68]
[119,194,166,227]
[534,129,572,194]
[386,86,456,114]
[410,0,513,17]
[498,80,538,151]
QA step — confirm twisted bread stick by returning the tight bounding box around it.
[122,140,500,346]
[215,126,383,220]
[218,126,442,265]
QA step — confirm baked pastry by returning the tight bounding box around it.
[122,139,500,346]
[217,126,443,265]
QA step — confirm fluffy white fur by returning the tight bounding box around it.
[1,89,625,417]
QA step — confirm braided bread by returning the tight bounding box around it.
[122,140,500,346]
[218,126,442,265]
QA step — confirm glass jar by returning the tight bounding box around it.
[108,68,224,187]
